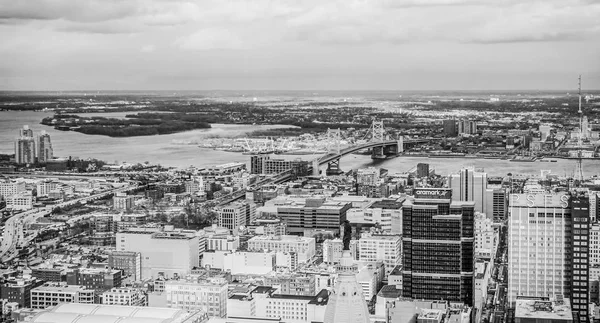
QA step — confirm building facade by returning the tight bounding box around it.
[402,188,475,305]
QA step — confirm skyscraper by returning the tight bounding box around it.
[37,131,53,163]
[443,119,457,136]
[507,193,571,305]
[19,125,33,138]
[484,187,508,222]
[15,137,36,164]
[402,188,475,305]
[570,196,590,322]
[448,167,488,214]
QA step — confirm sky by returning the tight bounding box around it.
[1,0,600,91]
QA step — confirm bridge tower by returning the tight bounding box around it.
[325,128,344,176]
[372,120,384,142]
[371,120,387,159]
[326,128,341,154]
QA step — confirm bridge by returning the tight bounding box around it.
[215,120,431,206]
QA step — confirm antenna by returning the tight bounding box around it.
[575,75,584,183]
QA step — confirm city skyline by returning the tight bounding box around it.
[1,0,600,91]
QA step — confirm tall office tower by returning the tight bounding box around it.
[37,131,53,163]
[443,119,457,136]
[448,167,488,213]
[590,191,599,223]
[570,196,590,322]
[485,187,508,222]
[15,137,36,164]
[402,188,475,305]
[416,163,430,178]
[507,193,571,305]
[19,125,33,138]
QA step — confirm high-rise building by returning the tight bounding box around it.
[507,193,571,305]
[485,187,508,222]
[458,120,478,135]
[402,188,475,305]
[570,196,590,322]
[443,119,457,136]
[216,201,256,231]
[448,167,488,213]
[19,125,33,138]
[37,131,53,163]
[15,136,35,164]
[416,163,430,178]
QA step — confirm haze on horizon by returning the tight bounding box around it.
[1,0,600,92]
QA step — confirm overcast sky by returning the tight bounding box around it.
[1,0,599,91]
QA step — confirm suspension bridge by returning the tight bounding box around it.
[215,120,430,206]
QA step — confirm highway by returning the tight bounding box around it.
[0,183,141,263]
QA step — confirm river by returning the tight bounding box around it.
[1,111,598,176]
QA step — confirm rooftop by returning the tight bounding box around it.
[370,199,404,209]
[378,285,402,299]
[515,297,573,321]
[28,303,200,323]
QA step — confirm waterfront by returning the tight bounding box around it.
[1,111,599,176]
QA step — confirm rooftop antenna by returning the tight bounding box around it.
[575,75,584,183]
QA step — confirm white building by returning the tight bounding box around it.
[113,192,134,211]
[591,223,600,266]
[207,235,240,251]
[358,233,401,278]
[229,286,328,323]
[475,212,495,259]
[508,193,570,305]
[0,180,26,200]
[247,235,316,264]
[357,167,380,186]
[36,181,58,197]
[6,192,33,211]
[203,250,276,275]
[363,199,403,234]
[323,239,343,264]
[116,229,200,280]
[30,283,95,309]
[101,287,146,306]
[164,276,228,318]
[448,167,488,213]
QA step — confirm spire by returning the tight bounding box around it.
[323,251,370,323]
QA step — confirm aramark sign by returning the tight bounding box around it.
[414,188,452,199]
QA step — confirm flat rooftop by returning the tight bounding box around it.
[515,298,573,321]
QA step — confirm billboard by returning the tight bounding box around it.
[413,188,452,199]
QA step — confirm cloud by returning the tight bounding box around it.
[175,28,245,51]
[141,45,156,53]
